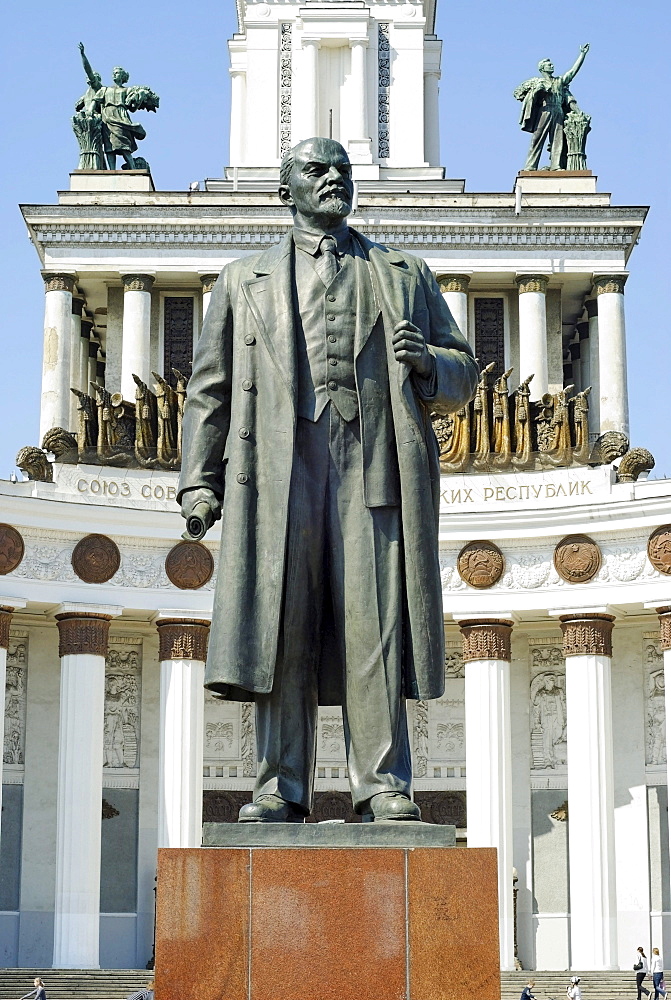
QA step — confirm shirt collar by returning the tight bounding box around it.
[293,224,351,257]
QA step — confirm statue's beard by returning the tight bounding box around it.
[319,193,351,217]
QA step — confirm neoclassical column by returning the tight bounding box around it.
[69,297,85,432]
[40,272,76,441]
[52,604,121,969]
[200,274,219,323]
[558,611,617,969]
[79,316,93,394]
[156,614,211,848]
[594,274,629,437]
[585,298,600,439]
[229,68,246,165]
[423,71,440,166]
[302,39,321,137]
[437,274,470,343]
[88,337,100,388]
[0,600,26,850]
[568,341,582,392]
[516,274,550,399]
[349,39,369,141]
[576,320,590,397]
[459,616,515,970]
[120,273,155,401]
[655,607,671,899]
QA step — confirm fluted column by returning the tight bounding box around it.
[594,275,629,437]
[69,297,85,432]
[156,614,211,848]
[349,39,368,140]
[424,71,440,165]
[40,272,76,441]
[121,273,155,401]
[52,604,121,969]
[459,616,515,970]
[655,607,671,906]
[88,337,100,388]
[0,600,26,851]
[437,274,470,343]
[516,274,549,399]
[79,317,93,394]
[559,612,617,969]
[200,274,219,324]
[585,299,600,439]
[229,68,246,166]
[303,39,321,137]
[576,320,590,397]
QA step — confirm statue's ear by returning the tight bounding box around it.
[278,184,294,208]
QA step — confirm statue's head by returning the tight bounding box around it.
[279,137,353,228]
[90,71,102,89]
[113,66,130,85]
[538,58,554,75]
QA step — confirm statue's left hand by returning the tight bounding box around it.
[392,320,433,377]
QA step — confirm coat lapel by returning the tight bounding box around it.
[241,232,297,405]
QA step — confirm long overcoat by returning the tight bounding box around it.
[178,229,478,704]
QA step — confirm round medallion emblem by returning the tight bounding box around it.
[0,524,24,575]
[457,540,504,589]
[553,534,601,584]
[165,541,214,590]
[648,525,671,576]
[72,534,120,583]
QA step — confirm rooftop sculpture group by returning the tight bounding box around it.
[72,43,159,172]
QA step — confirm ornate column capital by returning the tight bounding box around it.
[560,614,615,657]
[458,618,513,662]
[515,274,549,295]
[585,298,598,319]
[593,274,627,296]
[655,607,671,652]
[437,274,471,294]
[157,618,211,661]
[200,274,219,294]
[0,606,15,650]
[56,613,113,657]
[42,272,76,294]
[122,273,155,293]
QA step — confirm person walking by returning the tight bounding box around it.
[567,975,582,1000]
[520,981,536,1000]
[19,977,46,1000]
[651,948,666,999]
[635,946,651,999]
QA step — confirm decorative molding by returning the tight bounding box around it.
[240,702,255,777]
[530,664,566,770]
[458,619,513,662]
[594,274,627,296]
[4,635,28,766]
[121,273,155,293]
[516,274,549,295]
[0,607,13,649]
[656,608,671,652]
[644,635,665,765]
[71,534,121,583]
[56,613,112,657]
[457,540,505,589]
[559,614,615,657]
[279,23,292,158]
[0,524,25,575]
[437,274,470,294]
[165,541,214,590]
[413,700,429,777]
[42,272,75,293]
[377,23,390,160]
[648,526,671,576]
[156,618,210,661]
[200,274,219,294]
[554,534,602,584]
[104,644,141,769]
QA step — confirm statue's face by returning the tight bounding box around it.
[113,66,127,86]
[91,73,102,89]
[539,59,554,75]
[281,138,353,226]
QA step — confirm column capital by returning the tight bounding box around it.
[577,321,589,340]
[81,318,94,339]
[559,613,615,657]
[156,617,211,661]
[71,296,85,318]
[302,37,321,48]
[122,273,155,293]
[593,274,628,296]
[350,37,369,48]
[457,618,513,662]
[585,298,598,319]
[0,601,25,650]
[200,274,219,294]
[515,274,550,295]
[42,272,76,294]
[437,274,471,294]
[655,607,671,651]
[56,613,114,657]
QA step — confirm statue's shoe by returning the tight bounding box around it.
[238,794,305,823]
[363,792,421,822]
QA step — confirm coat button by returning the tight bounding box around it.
[236,473,249,484]
[327,314,335,321]
[327,294,336,302]
[328,335,336,343]
[239,427,250,439]
[328,380,337,391]
[244,334,255,346]
[242,379,253,391]
[329,358,337,366]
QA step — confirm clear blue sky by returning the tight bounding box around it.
[1,0,669,477]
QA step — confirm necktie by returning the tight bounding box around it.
[315,235,340,287]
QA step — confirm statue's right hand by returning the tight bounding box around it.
[580,42,590,54]
[180,487,221,540]
[79,42,85,53]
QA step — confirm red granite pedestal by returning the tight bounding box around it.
[154,831,499,1000]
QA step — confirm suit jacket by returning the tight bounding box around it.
[178,229,478,704]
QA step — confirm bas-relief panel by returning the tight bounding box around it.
[644,636,665,766]
[4,631,28,767]
[203,696,255,777]
[529,642,567,771]
[104,640,141,769]
[414,644,465,777]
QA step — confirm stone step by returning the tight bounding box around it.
[0,971,150,999]
[502,970,659,1000]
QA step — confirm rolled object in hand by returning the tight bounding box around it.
[182,500,215,541]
